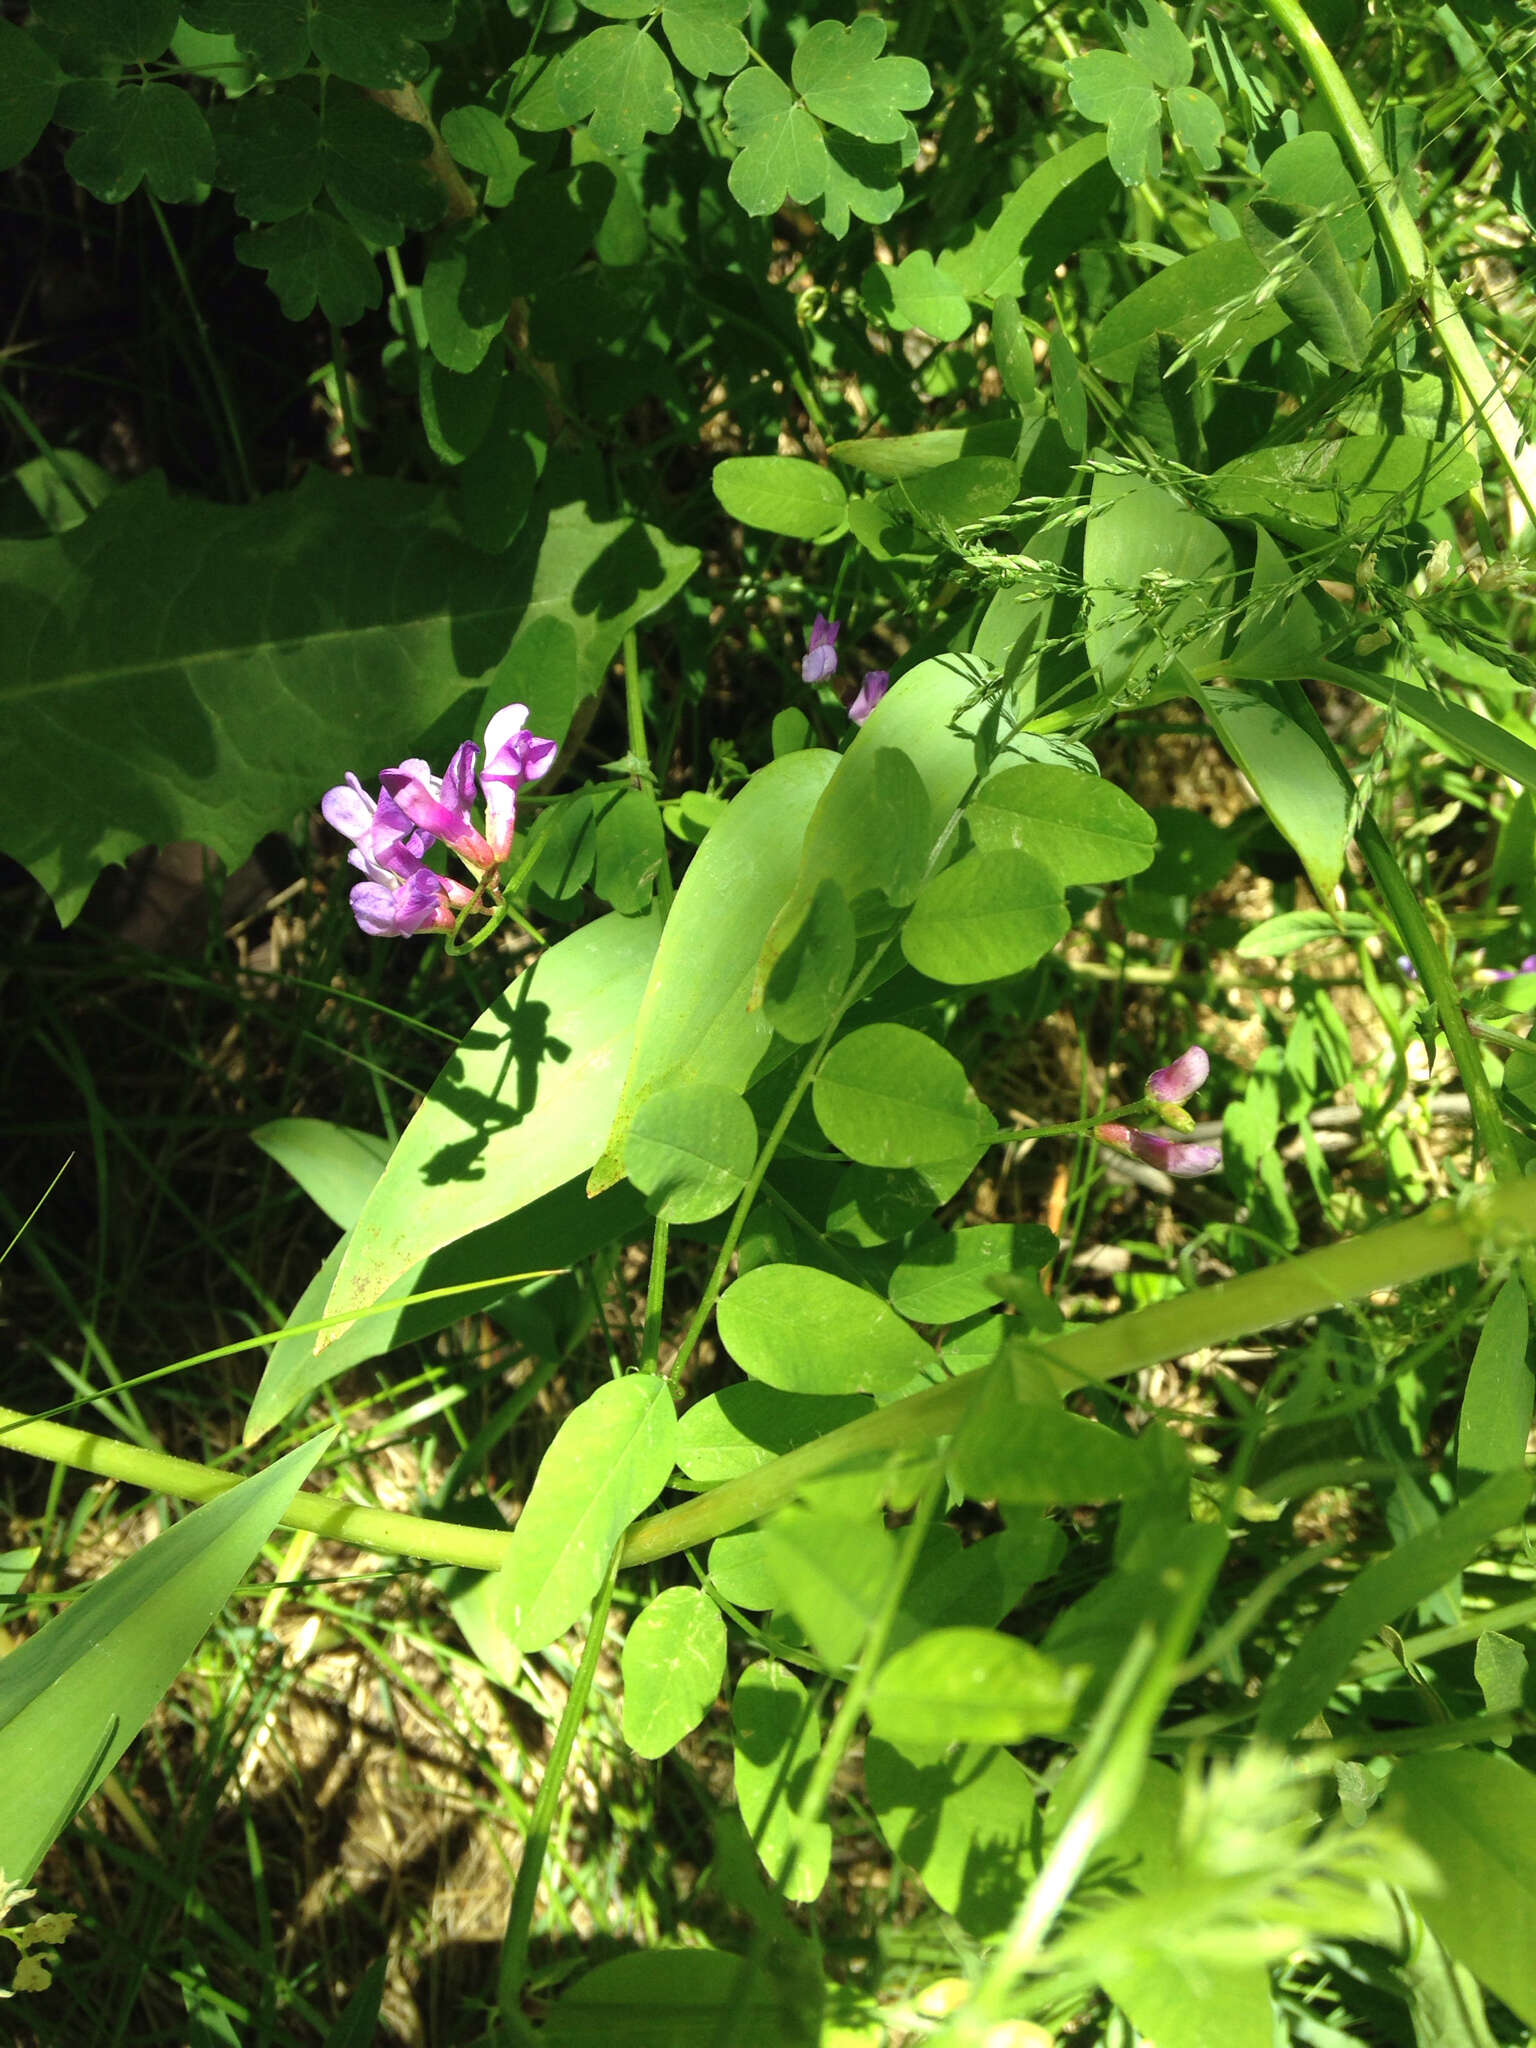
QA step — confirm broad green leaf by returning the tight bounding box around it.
[236,208,380,322]
[544,1950,797,2048]
[892,1519,1065,1650]
[589,749,838,1193]
[570,129,648,265]
[889,1223,1057,1324]
[733,1662,831,1902]
[0,23,61,170]
[1394,1751,1536,2026]
[0,1433,330,1885]
[1243,196,1370,370]
[1067,49,1162,186]
[418,349,505,466]
[560,24,681,156]
[421,215,515,372]
[948,1349,1168,1505]
[760,875,856,1044]
[899,456,1020,527]
[674,1385,874,1484]
[825,419,1023,480]
[251,1119,392,1231]
[761,1508,898,1669]
[813,1023,993,1168]
[661,0,748,80]
[813,127,909,237]
[870,251,971,341]
[1256,1469,1534,1739]
[722,68,827,216]
[1235,909,1376,958]
[322,912,661,1337]
[940,135,1117,303]
[67,82,216,204]
[621,1586,727,1758]
[458,370,547,553]
[1048,327,1088,453]
[901,848,1068,985]
[1084,470,1233,694]
[496,1375,677,1651]
[626,1081,757,1224]
[34,0,178,59]
[826,1153,981,1248]
[182,0,308,77]
[1474,1629,1526,1733]
[307,0,453,89]
[711,455,847,540]
[967,762,1157,886]
[317,91,444,242]
[1261,130,1372,259]
[248,1179,642,1441]
[868,1627,1083,1745]
[440,104,529,206]
[593,787,665,912]
[1206,434,1481,535]
[1045,1521,1227,1713]
[709,1530,776,1609]
[212,93,322,219]
[1167,84,1223,169]
[0,479,691,924]
[1111,0,1192,87]
[1201,684,1351,901]
[1090,238,1288,381]
[1458,1278,1532,1493]
[992,296,1037,406]
[716,1263,932,1399]
[865,1738,1039,1936]
[791,15,929,143]
[2,450,115,536]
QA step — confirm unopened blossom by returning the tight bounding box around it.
[381,743,496,869]
[1147,1042,1209,1133]
[1095,1044,1222,1177]
[1490,954,1536,982]
[848,669,891,726]
[479,702,559,861]
[801,611,841,682]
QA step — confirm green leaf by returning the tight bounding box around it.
[1243,196,1371,370]
[0,22,61,171]
[733,1662,831,1902]
[1207,434,1480,536]
[1084,470,1234,694]
[967,762,1157,886]
[1166,84,1223,168]
[812,127,908,237]
[889,1224,1057,1324]
[1066,50,1162,186]
[709,1529,776,1609]
[717,1263,932,1399]
[940,134,1118,304]
[322,912,661,1338]
[625,1081,757,1224]
[661,0,747,80]
[497,1376,677,1652]
[212,93,322,219]
[992,297,1037,407]
[1458,1278,1532,1493]
[0,1434,331,1885]
[901,848,1069,985]
[813,1023,993,1169]
[307,0,453,89]
[871,250,971,341]
[866,1738,1040,1936]
[711,455,847,540]
[182,0,309,78]
[457,369,546,553]
[899,456,1020,528]
[589,750,838,1194]
[421,215,515,372]
[1111,0,1192,86]
[1201,684,1351,902]
[560,23,681,156]
[1394,1751,1536,2026]
[250,1118,391,1231]
[1048,327,1088,453]
[826,419,1023,480]
[761,1508,898,1670]
[674,1385,873,1485]
[791,15,929,144]
[34,0,178,59]
[418,348,505,466]
[66,82,215,204]
[1236,909,1375,958]
[593,786,664,912]
[759,876,856,1045]
[722,67,827,216]
[1090,238,1287,382]
[868,1627,1083,1745]
[1256,1470,1535,1739]
[1474,1629,1526,1735]
[544,1950,799,2048]
[440,103,528,205]
[621,1586,726,1758]
[318,90,444,242]
[1261,130,1372,260]
[949,1350,1168,1505]
[236,207,380,322]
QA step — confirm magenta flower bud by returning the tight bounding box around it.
[1127,1130,1224,1177]
[480,702,559,862]
[381,743,496,870]
[1095,1121,1134,1147]
[1146,1044,1209,1106]
[801,612,841,683]
[848,669,891,726]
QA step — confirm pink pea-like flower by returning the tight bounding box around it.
[480,702,559,862]
[1147,1044,1210,1106]
[801,612,841,683]
[1094,1044,1223,1177]
[848,670,891,726]
[381,743,496,870]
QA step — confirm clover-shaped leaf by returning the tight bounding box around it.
[66,83,216,204]
[723,67,827,216]
[791,15,930,144]
[0,23,62,171]
[1110,0,1192,88]
[309,0,454,87]
[236,207,382,322]
[1067,50,1162,186]
[212,93,322,219]
[661,0,749,79]
[868,250,971,340]
[181,0,308,78]
[33,0,178,61]
[553,24,681,155]
[812,129,905,237]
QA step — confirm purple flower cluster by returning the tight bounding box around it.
[1096,1043,1223,1178]
[801,612,891,726]
[322,703,556,937]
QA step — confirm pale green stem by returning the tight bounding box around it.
[1255,0,1536,538]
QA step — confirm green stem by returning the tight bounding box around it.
[641,1217,670,1372]
[1255,0,1536,538]
[145,191,255,502]
[328,320,365,475]
[0,385,97,519]
[496,1543,620,2035]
